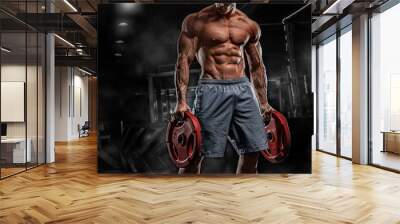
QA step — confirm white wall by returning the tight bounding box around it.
[1,63,46,164]
[72,72,89,138]
[1,65,26,135]
[1,65,40,138]
[55,66,89,141]
[55,66,69,141]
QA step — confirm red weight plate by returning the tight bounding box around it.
[166,111,202,168]
[261,110,291,163]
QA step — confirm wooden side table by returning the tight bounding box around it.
[381,131,400,154]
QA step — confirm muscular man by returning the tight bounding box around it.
[175,3,272,174]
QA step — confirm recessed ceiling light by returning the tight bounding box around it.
[78,67,92,76]
[114,53,122,57]
[322,0,351,15]
[118,22,128,27]
[63,0,78,12]
[115,40,125,44]
[54,34,75,48]
[1,47,11,53]
[76,48,83,52]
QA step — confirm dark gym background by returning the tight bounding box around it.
[97,3,312,174]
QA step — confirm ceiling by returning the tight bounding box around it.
[0,0,391,73]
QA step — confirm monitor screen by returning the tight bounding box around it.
[1,123,7,137]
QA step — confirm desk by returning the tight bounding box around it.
[382,131,400,154]
[1,138,31,163]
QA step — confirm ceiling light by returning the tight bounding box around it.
[78,67,92,76]
[117,3,140,14]
[114,53,122,57]
[41,5,46,11]
[54,34,75,48]
[63,0,78,12]
[1,47,11,53]
[76,48,83,52]
[115,40,125,44]
[118,22,128,27]
[322,0,354,15]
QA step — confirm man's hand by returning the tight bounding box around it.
[261,103,273,124]
[175,101,190,117]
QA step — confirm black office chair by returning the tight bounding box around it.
[79,121,90,138]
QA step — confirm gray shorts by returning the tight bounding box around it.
[193,77,268,158]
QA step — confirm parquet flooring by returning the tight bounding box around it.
[1,136,400,223]
[1,167,26,178]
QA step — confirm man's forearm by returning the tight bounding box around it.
[252,66,268,107]
[175,55,190,104]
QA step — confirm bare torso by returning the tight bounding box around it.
[188,6,257,80]
[175,4,270,117]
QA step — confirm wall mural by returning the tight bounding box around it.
[98,3,312,174]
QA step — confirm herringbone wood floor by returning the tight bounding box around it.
[1,136,400,224]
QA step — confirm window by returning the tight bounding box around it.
[317,36,337,154]
[339,28,352,158]
[0,2,46,179]
[370,3,400,171]
[316,24,353,159]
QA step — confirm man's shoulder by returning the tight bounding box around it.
[198,5,215,17]
[182,8,212,35]
[181,12,200,35]
[235,10,260,36]
[182,13,197,26]
[184,6,213,23]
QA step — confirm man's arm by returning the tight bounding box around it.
[175,15,197,114]
[245,23,272,120]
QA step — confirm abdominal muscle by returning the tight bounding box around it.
[197,44,246,80]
